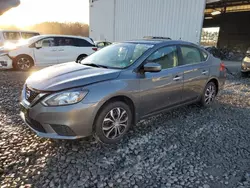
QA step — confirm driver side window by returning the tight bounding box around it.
[147,46,178,69]
[36,38,56,47]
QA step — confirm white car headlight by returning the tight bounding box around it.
[42,90,88,106]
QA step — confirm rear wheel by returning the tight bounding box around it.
[13,55,33,71]
[94,101,132,144]
[201,82,217,107]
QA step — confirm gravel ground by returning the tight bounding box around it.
[0,69,250,188]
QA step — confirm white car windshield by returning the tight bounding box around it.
[81,43,153,69]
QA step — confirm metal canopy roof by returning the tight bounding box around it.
[205,0,250,15]
[206,0,250,8]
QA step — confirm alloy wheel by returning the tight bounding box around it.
[17,58,31,70]
[204,84,216,105]
[102,107,128,139]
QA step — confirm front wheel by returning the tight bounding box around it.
[94,101,132,144]
[76,55,87,63]
[13,56,33,71]
[201,82,217,107]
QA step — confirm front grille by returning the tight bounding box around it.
[25,86,40,103]
[25,116,46,133]
[0,61,7,66]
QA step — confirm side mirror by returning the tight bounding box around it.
[35,43,42,49]
[143,62,161,73]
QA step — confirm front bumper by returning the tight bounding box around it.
[241,66,250,73]
[0,54,13,69]
[20,98,98,140]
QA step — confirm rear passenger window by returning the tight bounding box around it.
[57,37,74,46]
[73,38,94,47]
[180,46,202,65]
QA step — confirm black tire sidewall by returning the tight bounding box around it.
[94,101,132,144]
[201,82,217,107]
[241,72,249,77]
[77,55,87,63]
[13,56,33,71]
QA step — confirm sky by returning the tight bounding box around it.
[203,27,220,33]
[0,0,89,28]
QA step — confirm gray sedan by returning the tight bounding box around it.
[20,39,226,144]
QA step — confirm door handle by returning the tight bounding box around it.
[173,76,182,81]
[51,49,57,52]
[202,70,209,75]
[58,49,64,51]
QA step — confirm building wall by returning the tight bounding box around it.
[89,0,115,41]
[90,0,206,44]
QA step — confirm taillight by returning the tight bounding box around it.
[220,62,225,71]
[92,47,98,51]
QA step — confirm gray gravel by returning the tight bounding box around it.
[0,69,250,188]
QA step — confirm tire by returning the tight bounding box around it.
[241,72,249,78]
[200,82,217,107]
[13,55,33,71]
[76,54,87,63]
[94,101,132,144]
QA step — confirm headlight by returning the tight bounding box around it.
[42,89,88,106]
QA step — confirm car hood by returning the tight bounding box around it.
[26,62,121,91]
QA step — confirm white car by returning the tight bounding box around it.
[0,35,97,71]
[0,30,40,47]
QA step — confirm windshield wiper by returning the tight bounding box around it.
[83,63,108,69]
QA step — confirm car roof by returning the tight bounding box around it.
[124,39,197,46]
[30,35,94,44]
[37,34,90,39]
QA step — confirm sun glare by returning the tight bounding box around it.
[0,0,89,28]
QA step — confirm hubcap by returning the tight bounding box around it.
[17,58,31,70]
[102,107,128,139]
[205,85,216,105]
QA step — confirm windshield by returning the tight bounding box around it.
[81,43,153,69]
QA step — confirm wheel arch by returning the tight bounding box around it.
[206,77,219,95]
[76,54,87,61]
[13,54,35,66]
[93,95,136,131]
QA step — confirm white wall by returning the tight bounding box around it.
[89,0,115,41]
[90,0,206,44]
